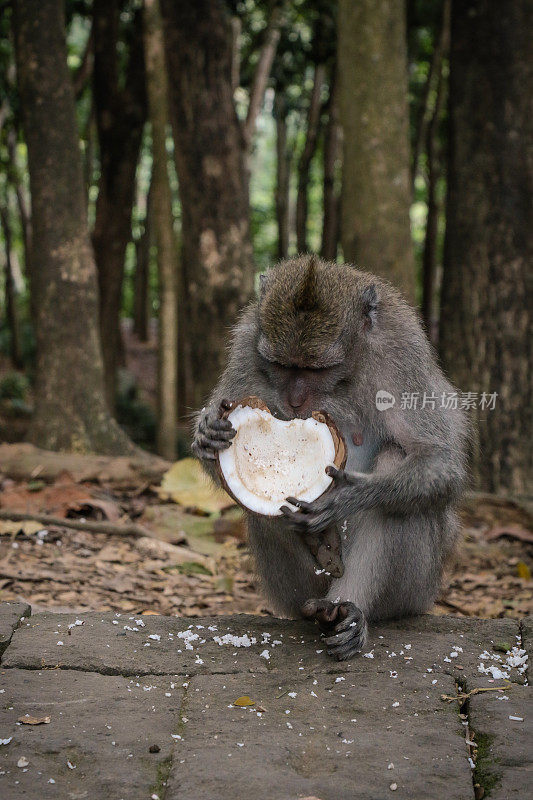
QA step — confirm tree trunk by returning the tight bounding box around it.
[274,93,291,260]
[421,6,449,342]
[13,0,135,454]
[296,62,325,253]
[160,0,254,411]
[321,70,342,261]
[143,0,178,462]
[133,181,152,343]
[338,0,415,301]
[440,0,532,494]
[92,0,146,409]
[0,204,23,369]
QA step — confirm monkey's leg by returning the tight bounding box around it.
[247,516,330,618]
[305,509,450,660]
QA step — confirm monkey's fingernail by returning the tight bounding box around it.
[325,466,337,477]
[220,398,232,410]
[286,497,299,505]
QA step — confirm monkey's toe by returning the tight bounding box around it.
[323,602,367,661]
[301,598,340,631]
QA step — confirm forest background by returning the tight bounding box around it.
[0,0,530,620]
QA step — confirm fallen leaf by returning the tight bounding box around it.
[157,458,233,514]
[0,519,46,536]
[517,561,532,580]
[233,696,255,707]
[18,714,51,725]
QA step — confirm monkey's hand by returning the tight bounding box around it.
[191,399,236,461]
[301,599,368,660]
[280,466,370,534]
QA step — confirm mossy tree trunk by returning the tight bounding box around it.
[440,0,532,494]
[338,0,415,301]
[13,0,135,455]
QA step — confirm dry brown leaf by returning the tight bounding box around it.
[18,714,51,725]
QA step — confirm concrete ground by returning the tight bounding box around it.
[0,602,530,799]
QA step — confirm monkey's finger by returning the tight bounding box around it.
[325,466,348,484]
[279,506,308,527]
[207,417,235,432]
[197,434,232,451]
[285,497,314,512]
[199,419,235,439]
[324,627,356,649]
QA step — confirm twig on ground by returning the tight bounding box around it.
[0,509,151,538]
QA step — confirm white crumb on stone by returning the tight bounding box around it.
[57,641,64,646]
[311,691,318,697]
[237,742,244,747]
[112,620,118,625]
[288,692,297,698]
[432,679,438,685]
[363,650,374,659]
[68,619,84,629]
[171,734,182,740]
[509,715,524,721]
[390,783,397,791]
[213,633,257,648]
[48,778,56,784]
[285,710,291,715]
[0,738,13,746]
[148,634,161,641]
[389,671,398,678]
[388,762,394,769]
[259,649,270,660]
[67,760,76,770]
[177,630,200,650]
[335,677,345,683]
[392,701,399,707]
[286,722,293,729]
[468,757,475,769]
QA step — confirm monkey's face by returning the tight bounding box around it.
[257,358,346,419]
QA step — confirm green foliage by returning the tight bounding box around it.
[0,371,29,401]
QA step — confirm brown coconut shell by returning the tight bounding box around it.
[216,396,347,514]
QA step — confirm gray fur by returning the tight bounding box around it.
[192,256,468,659]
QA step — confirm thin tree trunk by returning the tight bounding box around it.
[5,125,33,324]
[296,62,325,253]
[13,0,135,454]
[338,0,415,301]
[411,1,449,186]
[421,5,450,341]
[92,0,146,409]
[274,93,291,260]
[321,70,342,261]
[143,0,178,462]
[0,204,23,368]
[160,0,254,411]
[440,0,532,494]
[133,181,152,343]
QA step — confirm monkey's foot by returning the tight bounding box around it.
[301,599,367,661]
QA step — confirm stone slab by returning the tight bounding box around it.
[166,669,473,800]
[0,668,185,800]
[0,602,30,657]
[2,610,524,687]
[469,684,533,799]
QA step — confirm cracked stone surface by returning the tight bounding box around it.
[0,602,30,657]
[0,604,530,799]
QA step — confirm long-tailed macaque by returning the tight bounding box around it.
[192,256,468,660]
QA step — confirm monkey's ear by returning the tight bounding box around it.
[362,284,379,328]
[259,273,268,300]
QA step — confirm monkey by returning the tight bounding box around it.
[192,255,468,660]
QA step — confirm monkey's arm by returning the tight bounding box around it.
[282,409,467,531]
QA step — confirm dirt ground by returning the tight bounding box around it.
[0,460,531,620]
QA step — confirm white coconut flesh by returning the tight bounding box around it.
[218,405,336,516]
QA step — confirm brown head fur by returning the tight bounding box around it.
[259,255,353,366]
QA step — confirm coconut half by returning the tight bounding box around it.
[217,397,346,516]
